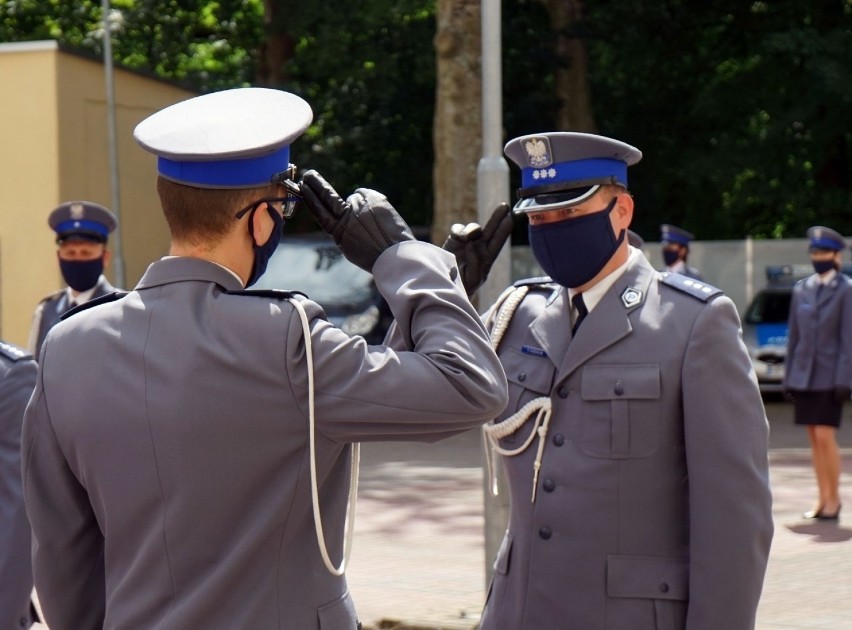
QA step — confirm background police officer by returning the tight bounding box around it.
[448,131,772,630]
[784,226,852,521]
[0,340,38,628]
[28,201,119,359]
[660,223,703,280]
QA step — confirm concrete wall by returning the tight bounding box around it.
[0,41,196,346]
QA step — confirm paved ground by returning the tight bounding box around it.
[31,400,852,629]
[345,400,852,630]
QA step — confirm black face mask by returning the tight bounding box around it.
[246,204,284,287]
[59,257,104,292]
[812,259,838,275]
[527,198,625,288]
[662,248,682,267]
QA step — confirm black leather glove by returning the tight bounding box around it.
[835,386,852,403]
[300,170,415,272]
[782,387,795,403]
[442,202,514,296]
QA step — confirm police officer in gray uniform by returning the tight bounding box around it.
[21,88,508,630]
[660,223,703,280]
[28,201,119,359]
[784,226,852,521]
[449,132,773,629]
[0,340,38,628]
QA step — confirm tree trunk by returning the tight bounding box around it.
[432,0,482,245]
[257,0,295,87]
[538,0,596,132]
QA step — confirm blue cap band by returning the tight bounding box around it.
[663,233,691,246]
[54,219,110,237]
[158,145,291,188]
[810,237,843,251]
[521,158,628,191]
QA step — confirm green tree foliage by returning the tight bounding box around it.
[0,0,264,91]
[282,0,437,229]
[3,0,849,238]
[583,0,852,240]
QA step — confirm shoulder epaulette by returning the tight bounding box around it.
[226,288,309,300]
[660,272,723,302]
[513,276,557,290]
[0,340,33,362]
[37,289,65,305]
[61,291,129,321]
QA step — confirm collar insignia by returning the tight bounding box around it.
[621,286,643,308]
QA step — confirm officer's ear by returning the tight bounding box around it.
[613,192,634,229]
[102,247,112,266]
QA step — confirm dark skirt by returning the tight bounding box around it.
[793,390,844,428]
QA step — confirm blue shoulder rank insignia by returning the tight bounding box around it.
[660,272,722,302]
[0,341,32,362]
[61,291,129,321]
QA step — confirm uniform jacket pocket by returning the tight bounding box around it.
[580,364,661,458]
[607,554,689,601]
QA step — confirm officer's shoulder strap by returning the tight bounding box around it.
[659,272,723,302]
[486,278,558,350]
[225,288,309,301]
[37,289,65,305]
[512,276,558,290]
[60,291,129,321]
[0,340,33,362]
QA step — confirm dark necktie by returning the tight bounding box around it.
[572,293,588,335]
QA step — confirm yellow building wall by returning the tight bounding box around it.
[0,41,196,347]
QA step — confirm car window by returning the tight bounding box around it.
[254,239,375,305]
[745,290,792,325]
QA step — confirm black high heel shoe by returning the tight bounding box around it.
[816,505,842,521]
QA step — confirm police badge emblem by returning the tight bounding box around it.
[524,137,552,168]
[621,287,643,308]
[70,202,85,220]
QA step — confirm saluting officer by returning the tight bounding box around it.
[28,201,119,359]
[0,340,38,629]
[21,87,507,630]
[784,226,852,521]
[447,132,772,629]
[660,223,704,280]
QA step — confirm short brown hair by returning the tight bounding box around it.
[157,177,268,246]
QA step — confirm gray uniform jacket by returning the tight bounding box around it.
[28,275,118,359]
[0,341,37,629]
[784,272,852,392]
[481,253,773,630]
[22,242,508,630]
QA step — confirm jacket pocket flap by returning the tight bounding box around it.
[502,347,553,394]
[607,554,689,601]
[581,364,660,400]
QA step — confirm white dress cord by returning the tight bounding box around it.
[290,297,360,576]
[481,284,553,502]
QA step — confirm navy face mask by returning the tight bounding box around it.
[812,259,838,275]
[246,204,284,287]
[662,248,682,267]
[528,197,625,288]
[59,257,104,292]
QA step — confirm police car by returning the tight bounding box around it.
[742,264,852,393]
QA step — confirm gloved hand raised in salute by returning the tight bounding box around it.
[300,170,415,273]
[442,202,514,297]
